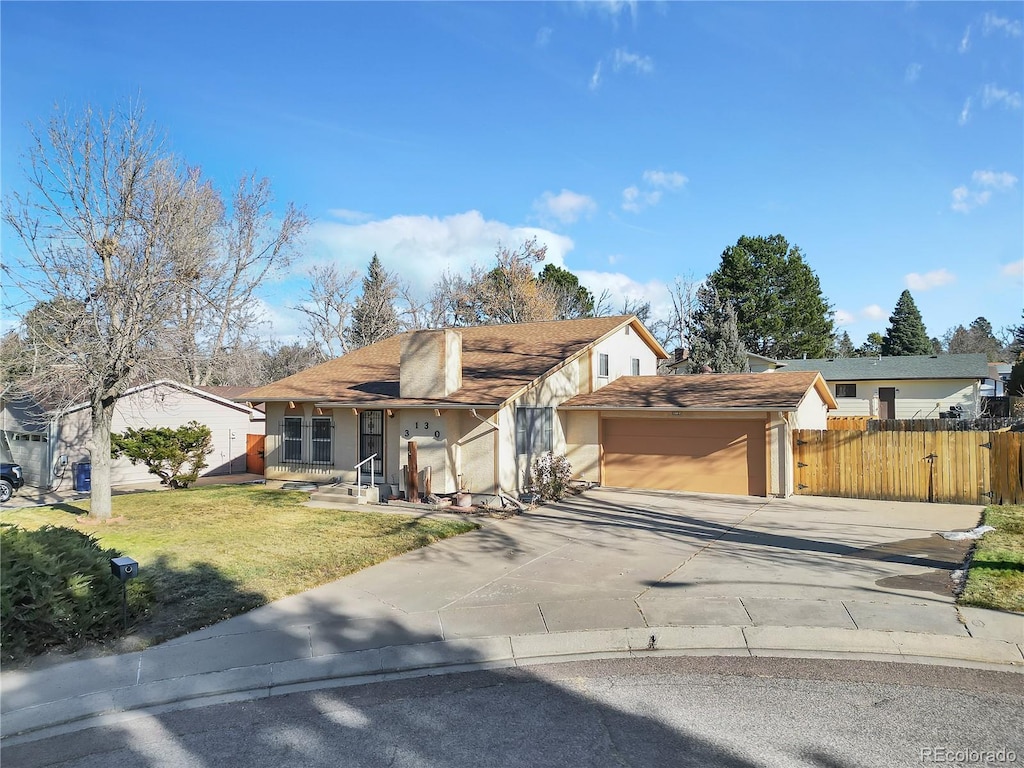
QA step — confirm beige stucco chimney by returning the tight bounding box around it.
[400,329,463,399]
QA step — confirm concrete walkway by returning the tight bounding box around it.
[2,488,1022,745]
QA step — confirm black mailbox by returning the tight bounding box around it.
[110,556,139,581]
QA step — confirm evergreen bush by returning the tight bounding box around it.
[0,524,146,660]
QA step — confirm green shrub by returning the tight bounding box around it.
[111,420,213,488]
[0,524,148,660]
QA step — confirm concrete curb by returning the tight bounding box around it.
[2,625,1021,746]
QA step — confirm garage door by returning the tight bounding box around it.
[601,418,767,496]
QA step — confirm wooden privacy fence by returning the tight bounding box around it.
[793,429,1024,505]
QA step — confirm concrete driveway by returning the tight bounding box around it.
[5,487,1022,743]
[162,486,989,647]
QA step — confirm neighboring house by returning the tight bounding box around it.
[662,350,784,374]
[1,381,266,490]
[241,316,836,498]
[778,354,989,419]
[0,390,52,488]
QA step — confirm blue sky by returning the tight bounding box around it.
[3,1,1022,349]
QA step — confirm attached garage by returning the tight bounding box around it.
[601,417,766,496]
[561,372,837,498]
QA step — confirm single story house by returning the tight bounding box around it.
[1,380,266,490]
[777,354,989,419]
[240,316,836,498]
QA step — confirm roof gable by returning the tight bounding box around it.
[561,371,837,411]
[778,354,989,381]
[243,316,666,407]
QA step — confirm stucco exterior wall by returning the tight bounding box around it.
[55,385,262,487]
[564,410,600,485]
[397,408,452,493]
[452,409,499,495]
[828,379,980,418]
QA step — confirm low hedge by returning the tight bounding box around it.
[0,524,148,660]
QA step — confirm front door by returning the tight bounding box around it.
[878,387,896,419]
[360,410,384,477]
[245,434,265,475]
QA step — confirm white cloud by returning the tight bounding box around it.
[972,170,1019,190]
[612,48,654,74]
[327,208,373,223]
[535,26,552,47]
[958,97,972,125]
[575,270,672,319]
[533,189,597,224]
[252,296,304,343]
[983,12,1022,37]
[621,185,640,212]
[981,83,1023,110]
[589,61,602,91]
[905,269,956,291]
[586,0,638,25]
[305,210,574,296]
[952,169,1016,212]
[862,304,887,321]
[1001,260,1024,278]
[622,169,687,212]
[959,25,971,53]
[904,62,922,84]
[642,169,688,189]
[834,309,856,326]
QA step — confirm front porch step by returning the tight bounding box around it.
[310,483,379,505]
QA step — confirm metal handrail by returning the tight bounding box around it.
[354,454,377,499]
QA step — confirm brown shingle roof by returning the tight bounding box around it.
[242,316,663,408]
[560,371,836,411]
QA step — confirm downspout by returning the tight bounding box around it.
[779,411,793,498]
[469,409,499,432]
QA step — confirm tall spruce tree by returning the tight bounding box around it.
[687,284,748,373]
[348,253,399,349]
[881,290,932,356]
[707,234,834,359]
[833,331,856,358]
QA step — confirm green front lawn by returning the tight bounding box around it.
[0,485,477,647]
[959,504,1024,614]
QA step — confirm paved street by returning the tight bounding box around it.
[5,656,1022,768]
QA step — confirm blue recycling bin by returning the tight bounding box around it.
[73,462,91,492]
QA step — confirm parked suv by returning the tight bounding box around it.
[0,462,25,503]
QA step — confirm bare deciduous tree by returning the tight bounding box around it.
[294,263,359,360]
[167,173,309,385]
[3,102,191,518]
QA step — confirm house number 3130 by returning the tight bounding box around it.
[404,421,442,439]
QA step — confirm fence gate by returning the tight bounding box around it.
[793,429,1023,505]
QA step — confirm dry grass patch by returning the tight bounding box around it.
[0,485,477,645]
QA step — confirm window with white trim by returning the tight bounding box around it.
[598,353,609,377]
[836,383,857,398]
[631,357,640,376]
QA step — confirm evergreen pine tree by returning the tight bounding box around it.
[881,290,932,356]
[707,234,834,359]
[833,331,856,358]
[687,284,749,373]
[348,254,399,349]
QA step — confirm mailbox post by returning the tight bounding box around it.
[110,556,139,631]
